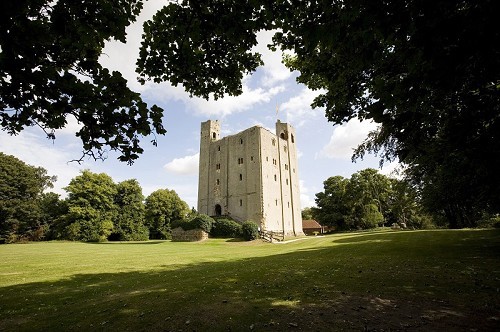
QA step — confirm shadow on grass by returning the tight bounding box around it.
[1,230,499,331]
[89,240,168,245]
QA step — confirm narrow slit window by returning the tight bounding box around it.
[239,199,243,206]
[239,174,243,181]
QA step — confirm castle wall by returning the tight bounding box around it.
[260,129,284,231]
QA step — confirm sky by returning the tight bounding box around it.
[0,0,397,209]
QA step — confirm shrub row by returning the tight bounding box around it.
[172,215,260,241]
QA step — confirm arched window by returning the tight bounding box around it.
[280,133,285,139]
[212,132,216,139]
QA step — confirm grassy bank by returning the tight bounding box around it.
[1,229,499,331]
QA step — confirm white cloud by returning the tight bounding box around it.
[164,153,199,176]
[299,180,316,208]
[379,161,403,178]
[319,119,378,160]
[253,30,294,87]
[280,88,324,127]
[189,85,285,117]
[99,0,167,92]
[0,130,85,197]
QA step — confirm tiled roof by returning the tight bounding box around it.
[302,219,322,229]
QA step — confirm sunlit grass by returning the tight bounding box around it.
[1,230,499,331]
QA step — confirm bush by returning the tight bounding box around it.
[241,221,259,241]
[477,214,500,229]
[210,219,242,238]
[173,214,214,233]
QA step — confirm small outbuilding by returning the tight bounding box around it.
[302,219,323,235]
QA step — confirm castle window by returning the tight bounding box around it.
[251,156,254,161]
[239,199,243,206]
[286,179,289,185]
[266,156,268,162]
[238,157,244,164]
[287,202,290,208]
[240,138,243,144]
[291,134,295,143]
[284,145,287,152]
[239,174,243,181]
[272,138,276,146]
[274,174,277,181]
[216,163,221,170]
[275,199,278,206]
[212,132,216,139]
[285,164,288,170]
[216,179,220,185]
[218,146,220,151]
[280,133,285,140]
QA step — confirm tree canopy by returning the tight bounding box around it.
[137,0,499,224]
[144,189,190,239]
[0,0,165,164]
[312,169,430,230]
[0,152,56,242]
[0,152,56,243]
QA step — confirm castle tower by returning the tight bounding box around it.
[197,120,303,236]
[198,120,220,215]
[276,121,303,236]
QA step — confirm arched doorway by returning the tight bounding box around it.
[214,204,222,216]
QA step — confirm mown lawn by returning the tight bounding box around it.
[0,229,499,331]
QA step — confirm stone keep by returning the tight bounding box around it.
[197,120,303,236]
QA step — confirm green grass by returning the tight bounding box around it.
[1,229,499,331]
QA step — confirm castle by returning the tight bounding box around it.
[197,120,303,236]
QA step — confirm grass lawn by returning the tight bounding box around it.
[0,229,499,331]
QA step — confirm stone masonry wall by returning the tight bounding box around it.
[171,228,209,242]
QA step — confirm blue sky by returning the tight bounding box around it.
[0,1,397,209]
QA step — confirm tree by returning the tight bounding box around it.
[111,179,148,241]
[39,192,68,240]
[137,0,499,225]
[313,169,419,230]
[144,189,190,239]
[0,152,56,242]
[301,207,313,220]
[312,176,350,230]
[0,0,165,164]
[63,170,117,242]
[346,169,392,227]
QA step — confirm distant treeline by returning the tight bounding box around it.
[0,152,193,243]
[304,168,500,231]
